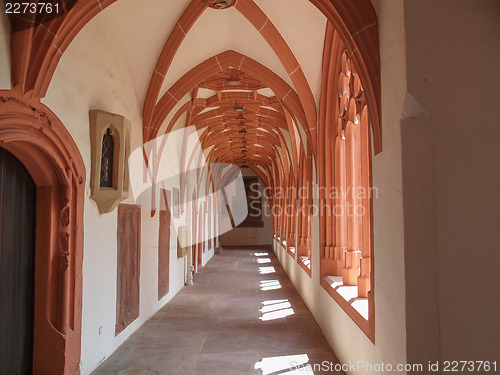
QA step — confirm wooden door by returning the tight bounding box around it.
[0,147,36,374]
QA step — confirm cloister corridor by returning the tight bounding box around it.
[92,248,342,375]
[1,0,499,373]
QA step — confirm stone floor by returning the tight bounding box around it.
[92,248,343,375]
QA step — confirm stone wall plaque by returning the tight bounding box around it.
[116,204,141,335]
[158,190,171,300]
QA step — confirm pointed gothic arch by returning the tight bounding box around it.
[0,90,86,375]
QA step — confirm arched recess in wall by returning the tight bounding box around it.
[0,91,86,375]
[316,17,377,341]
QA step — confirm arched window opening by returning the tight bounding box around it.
[100,128,114,188]
[319,42,374,341]
[90,110,131,214]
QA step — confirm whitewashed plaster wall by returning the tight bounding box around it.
[402,0,500,365]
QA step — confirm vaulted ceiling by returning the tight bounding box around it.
[6,0,381,183]
[136,0,327,178]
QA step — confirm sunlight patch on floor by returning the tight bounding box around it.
[253,252,269,257]
[260,308,295,321]
[259,266,276,274]
[257,258,272,264]
[255,354,313,375]
[260,299,294,321]
[260,280,281,291]
[262,299,288,306]
[260,300,291,313]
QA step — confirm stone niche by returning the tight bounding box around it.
[89,110,131,214]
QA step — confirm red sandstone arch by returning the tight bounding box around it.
[147,50,307,178]
[10,0,380,156]
[234,0,318,153]
[309,0,381,153]
[10,0,380,154]
[142,0,207,129]
[193,126,287,172]
[149,50,308,141]
[142,0,318,154]
[160,92,288,138]
[0,90,86,375]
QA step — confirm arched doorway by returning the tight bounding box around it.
[0,147,36,374]
[0,92,86,375]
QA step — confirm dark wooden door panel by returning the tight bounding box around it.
[0,147,36,375]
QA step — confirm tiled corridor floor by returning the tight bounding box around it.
[92,248,343,375]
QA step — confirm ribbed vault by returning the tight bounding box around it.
[9,0,381,183]
[154,50,299,177]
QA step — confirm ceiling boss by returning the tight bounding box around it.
[202,0,236,9]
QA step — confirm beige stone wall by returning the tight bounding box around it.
[403,0,500,365]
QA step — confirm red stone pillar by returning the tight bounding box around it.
[305,155,313,259]
[287,175,297,250]
[333,133,347,275]
[357,106,372,297]
[342,119,362,286]
[324,115,334,261]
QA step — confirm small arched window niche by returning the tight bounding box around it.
[100,128,115,188]
[90,110,131,214]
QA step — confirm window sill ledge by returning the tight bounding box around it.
[320,275,374,342]
[323,275,368,319]
[299,256,311,269]
[298,256,312,277]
